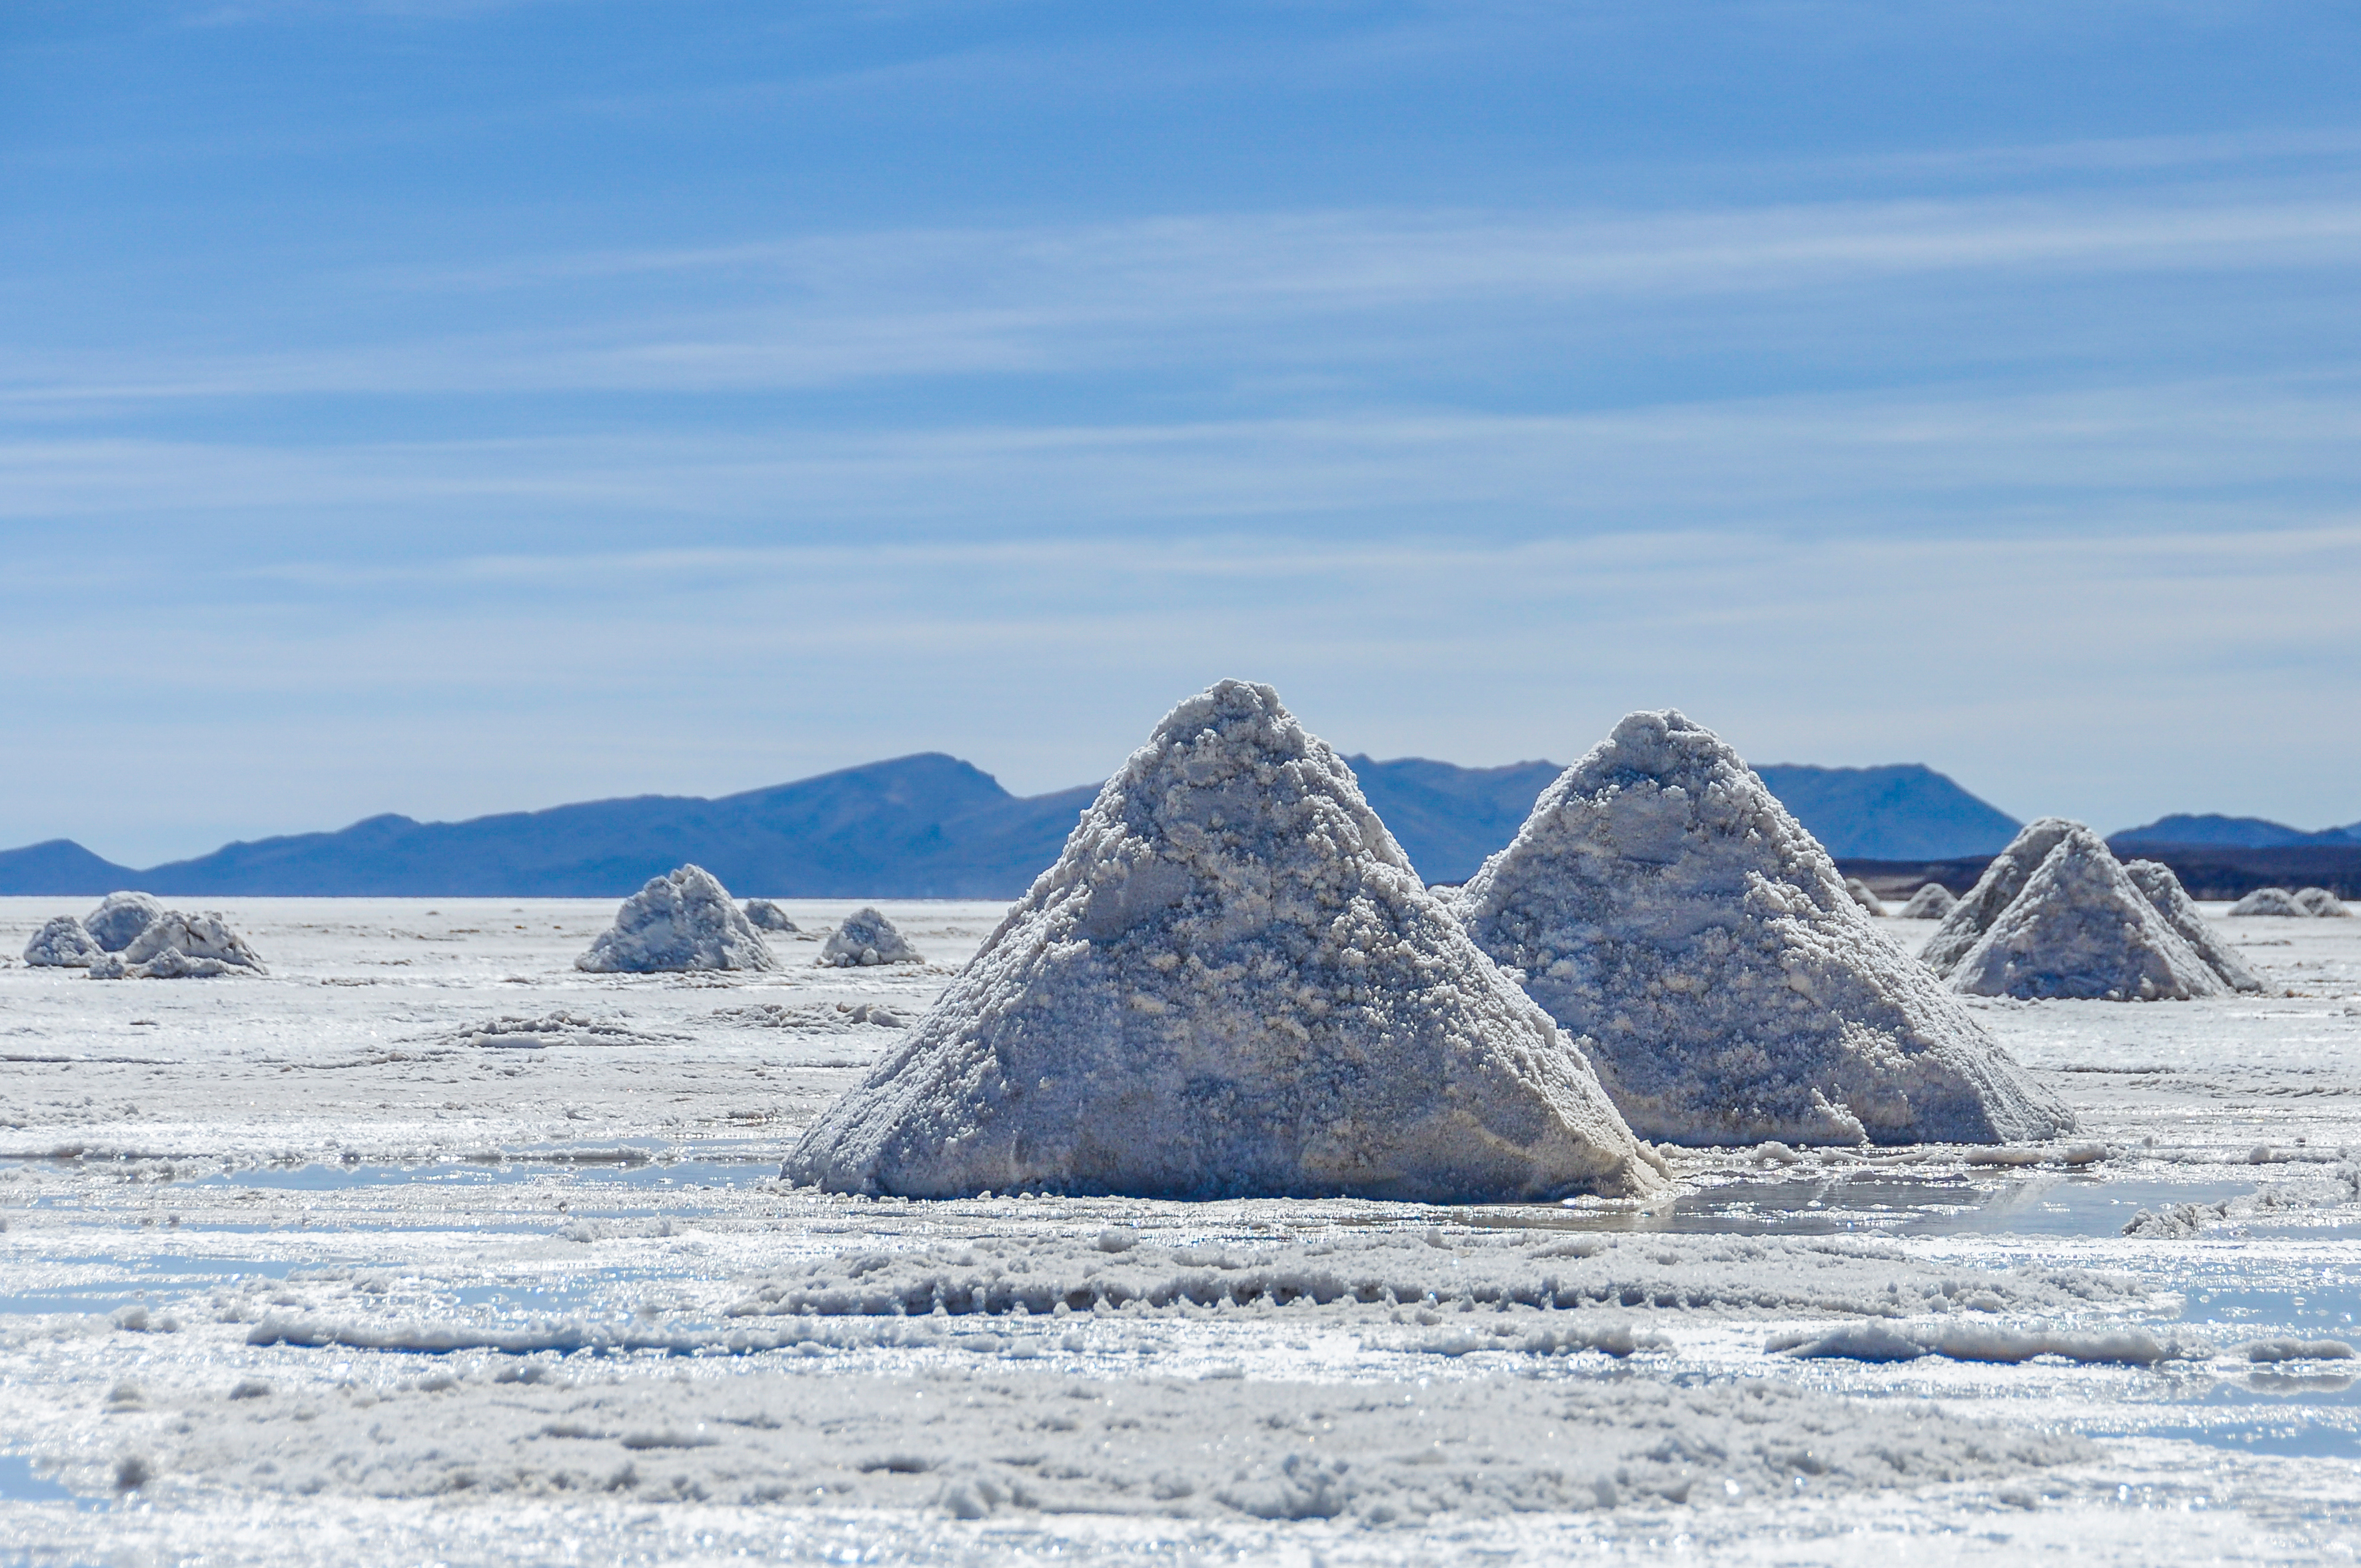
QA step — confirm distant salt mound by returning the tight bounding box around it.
[89,911,267,980]
[1949,827,2226,1001]
[1455,709,2071,1148]
[1919,818,2080,976]
[1898,883,1957,920]
[741,899,799,933]
[2124,859,2265,994]
[2295,887,2352,918]
[2230,887,2310,918]
[24,916,103,968]
[576,865,777,974]
[1843,878,1886,916]
[818,908,920,968]
[84,891,163,952]
[786,680,1663,1201]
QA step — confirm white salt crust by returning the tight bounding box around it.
[786,680,1662,1202]
[1947,827,2227,1002]
[1456,710,2072,1148]
[575,865,776,974]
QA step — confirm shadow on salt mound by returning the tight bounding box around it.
[1949,826,2226,1000]
[2124,859,2265,994]
[1843,878,1886,916]
[2296,887,2352,917]
[785,679,1663,1203]
[817,908,919,968]
[24,916,102,967]
[89,911,267,979]
[1897,882,1957,919]
[1455,709,2071,1148]
[742,899,799,932]
[2230,887,2310,917]
[576,865,776,974]
[1920,818,2080,976]
[85,891,163,952]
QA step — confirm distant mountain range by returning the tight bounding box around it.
[2108,813,2360,850]
[20,750,2318,901]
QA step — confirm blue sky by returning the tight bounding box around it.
[5,1,2358,864]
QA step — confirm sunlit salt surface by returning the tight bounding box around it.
[3,896,2358,1564]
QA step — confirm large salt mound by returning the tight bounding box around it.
[1919,818,2079,976]
[89,911,267,979]
[84,890,163,952]
[2124,858,2265,994]
[1949,827,2227,1001]
[2230,887,2309,918]
[818,907,920,967]
[2296,886,2352,917]
[23,916,102,967]
[1455,710,2071,1148]
[1897,882,1957,919]
[576,865,777,974]
[786,680,1662,1202]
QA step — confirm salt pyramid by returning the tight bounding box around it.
[1843,878,1887,916]
[2296,887,2352,917]
[2230,887,2308,917]
[1947,827,2228,1000]
[2123,859,2264,994]
[89,911,267,979]
[785,680,1663,1201]
[1919,818,2079,976]
[818,908,920,968]
[1455,710,2072,1147]
[24,917,102,967]
[576,865,777,974]
[1898,883,1957,920]
[85,891,163,952]
[742,899,799,933]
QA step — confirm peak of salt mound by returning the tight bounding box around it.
[25,916,103,967]
[1455,709,2072,1147]
[786,679,1662,1201]
[2295,887,2352,917]
[1898,883,1957,920]
[742,899,799,933]
[84,891,163,953]
[2123,859,2264,994]
[88,911,267,979]
[818,908,918,968]
[1919,818,2080,976]
[2230,887,2309,917]
[1949,827,2226,1000]
[1843,878,1886,916]
[576,865,776,974]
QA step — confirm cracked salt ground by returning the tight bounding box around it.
[5,898,2361,1562]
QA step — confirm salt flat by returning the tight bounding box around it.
[1,896,2357,1564]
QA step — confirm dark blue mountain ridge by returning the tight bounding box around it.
[1749,764,2022,860]
[2108,814,2360,850]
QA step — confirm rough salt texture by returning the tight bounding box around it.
[741,898,800,932]
[23,916,103,966]
[1455,710,2072,1148]
[2230,887,2310,918]
[575,865,776,974]
[2296,887,2352,918]
[786,680,1661,1202]
[87,911,267,979]
[1843,878,1887,916]
[1920,818,2080,976]
[83,890,163,952]
[2124,859,2266,994]
[818,906,920,967]
[1897,883,1957,920]
[1949,828,2228,1001]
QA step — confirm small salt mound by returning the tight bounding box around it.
[1949,826,2227,1000]
[576,865,777,974]
[786,679,1663,1201]
[1919,818,2079,976]
[1455,710,2070,1148]
[2123,859,2264,994]
[1897,883,1957,919]
[2295,886,2352,917]
[818,908,920,968]
[2230,887,2309,918]
[741,898,799,933]
[84,891,163,952]
[1843,878,1886,916]
[24,916,103,967]
[88,911,267,980]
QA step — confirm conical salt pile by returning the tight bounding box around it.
[1947,827,2228,1000]
[786,680,1663,1201]
[1843,878,1887,916]
[85,891,163,952]
[1919,818,2079,976]
[24,916,102,967]
[2296,887,2352,917]
[89,911,267,979]
[2124,859,2264,994]
[577,865,777,973]
[818,907,920,968]
[742,899,799,933]
[2230,887,2308,917]
[1456,710,2072,1147]
[1898,883,1957,919]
